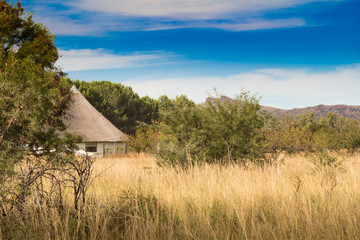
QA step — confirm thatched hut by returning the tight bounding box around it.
[63,86,128,156]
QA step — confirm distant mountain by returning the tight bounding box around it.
[205,96,360,119]
[261,104,360,119]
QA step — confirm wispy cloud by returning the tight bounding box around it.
[123,64,360,109]
[68,0,332,19]
[35,15,307,35]
[141,18,306,31]
[26,0,335,35]
[35,16,100,36]
[57,49,179,71]
[206,18,306,31]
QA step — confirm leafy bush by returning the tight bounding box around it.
[128,123,159,153]
[263,111,360,155]
[156,91,267,167]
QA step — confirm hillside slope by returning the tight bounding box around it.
[261,104,360,119]
[206,96,360,119]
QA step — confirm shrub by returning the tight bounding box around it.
[156,91,267,167]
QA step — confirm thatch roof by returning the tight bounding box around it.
[63,86,128,142]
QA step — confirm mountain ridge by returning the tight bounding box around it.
[205,96,360,119]
[260,104,360,119]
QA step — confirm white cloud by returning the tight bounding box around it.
[36,16,307,35]
[27,0,334,35]
[57,49,178,71]
[123,64,360,109]
[209,18,306,31]
[143,18,306,31]
[35,16,100,36]
[68,0,331,19]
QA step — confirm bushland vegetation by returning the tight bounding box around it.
[127,92,360,167]
[1,0,360,239]
[70,79,360,165]
[73,84,360,165]
[155,92,266,167]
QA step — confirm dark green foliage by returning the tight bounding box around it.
[156,91,267,167]
[340,117,360,154]
[0,0,76,179]
[156,95,204,166]
[71,80,159,135]
[0,0,84,213]
[0,0,59,68]
[201,92,265,163]
[155,90,360,167]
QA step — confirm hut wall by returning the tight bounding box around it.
[76,142,126,157]
[99,142,126,156]
[97,143,104,156]
[77,143,86,151]
[116,142,126,153]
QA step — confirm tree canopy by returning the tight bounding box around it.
[155,91,266,167]
[0,1,58,68]
[0,0,74,179]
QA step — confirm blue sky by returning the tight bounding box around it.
[21,0,360,109]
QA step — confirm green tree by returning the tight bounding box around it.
[201,91,265,163]
[156,95,203,166]
[0,1,76,200]
[156,91,266,167]
[0,1,58,68]
[341,118,360,154]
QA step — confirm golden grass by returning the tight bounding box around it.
[81,153,360,239]
[1,153,360,239]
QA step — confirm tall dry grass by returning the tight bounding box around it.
[1,153,360,239]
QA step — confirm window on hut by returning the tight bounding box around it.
[85,142,97,152]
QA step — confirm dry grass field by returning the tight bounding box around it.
[1,153,360,239]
